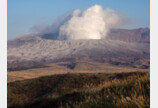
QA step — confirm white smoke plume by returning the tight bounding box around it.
[31,5,128,40]
[59,5,127,40]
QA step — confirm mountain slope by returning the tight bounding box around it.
[7,28,150,70]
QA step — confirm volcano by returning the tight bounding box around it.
[7,28,150,71]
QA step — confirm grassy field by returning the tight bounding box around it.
[8,71,150,108]
[7,62,149,82]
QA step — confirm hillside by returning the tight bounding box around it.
[8,72,150,108]
[7,28,150,70]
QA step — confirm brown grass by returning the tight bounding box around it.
[8,62,149,82]
[8,71,150,108]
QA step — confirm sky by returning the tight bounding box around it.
[8,0,150,39]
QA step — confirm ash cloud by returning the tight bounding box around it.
[31,5,129,40]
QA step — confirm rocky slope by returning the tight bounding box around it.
[7,28,150,70]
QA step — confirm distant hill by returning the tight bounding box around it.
[108,28,150,43]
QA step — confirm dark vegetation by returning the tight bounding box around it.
[59,62,77,69]
[8,72,150,108]
[7,61,50,71]
[7,65,49,71]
